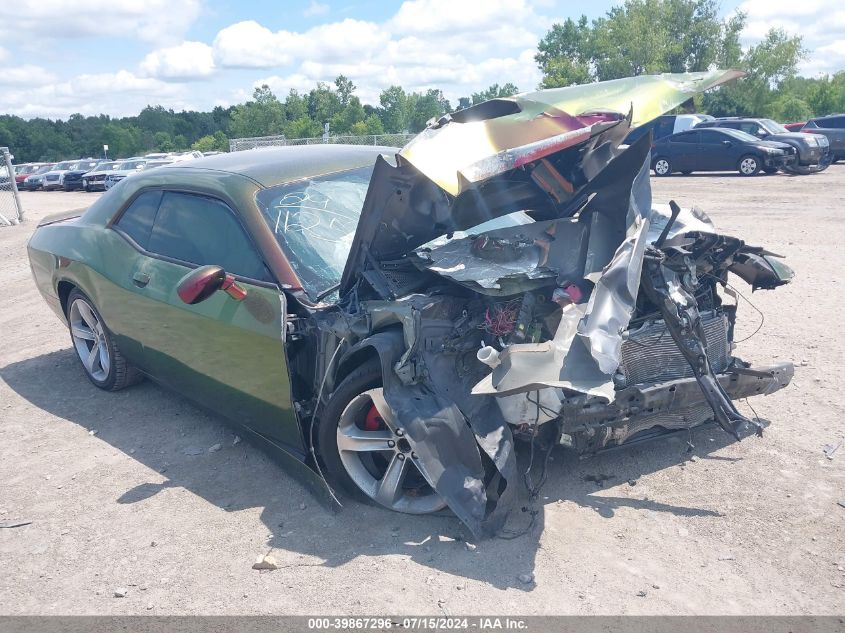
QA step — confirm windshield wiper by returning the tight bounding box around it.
[315,283,340,302]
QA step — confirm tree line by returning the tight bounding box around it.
[2,0,842,163]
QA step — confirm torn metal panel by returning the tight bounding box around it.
[400,70,744,196]
[471,133,654,400]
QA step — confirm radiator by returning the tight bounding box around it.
[617,310,730,388]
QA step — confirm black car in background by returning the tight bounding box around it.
[695,117,831,173]
[651,127,797,176]
[802,114,845,162]
[62,160,107,191]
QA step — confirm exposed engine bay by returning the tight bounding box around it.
[283,73,795,538]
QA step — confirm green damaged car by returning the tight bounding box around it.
[28,71,794,538]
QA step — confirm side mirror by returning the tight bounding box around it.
[177,265,247,305]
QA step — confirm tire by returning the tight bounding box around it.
[653,157,672,176]
[317,359,446,514]
[738,155,761,176]
[66,288,142,391]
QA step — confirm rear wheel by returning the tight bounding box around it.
[66,289,142,391]
[738,155,761,176]
[318,360,446,514]
[653,157,672,176]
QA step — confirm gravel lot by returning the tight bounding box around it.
[1,168,844,615]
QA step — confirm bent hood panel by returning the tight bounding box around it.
[399,70,743,197]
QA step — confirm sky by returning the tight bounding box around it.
[0,0,842,120]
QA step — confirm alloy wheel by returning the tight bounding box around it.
[336,388,446,514]
[740,157,758,175]
[69,298,111,382]
[654,158,670,175]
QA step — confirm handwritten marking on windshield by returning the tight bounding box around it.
[270,189,357,244]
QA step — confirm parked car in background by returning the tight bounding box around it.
[695,117,831,173]
[783,122,806,132]
[62,160,107,191]
[652,127,797,176]
[14,163,49,185]
[102,158,173,190]
[42,160,94,191]
[102,159,148,191]
[80,161,121,191]
[624,113,714,145]
[801,114,845,162]
[20,164,57,191]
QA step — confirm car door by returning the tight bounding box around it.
[698,129,738,171]
[666,131,699,171]
[113,189,304,454]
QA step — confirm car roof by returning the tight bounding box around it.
[157,144,396,188]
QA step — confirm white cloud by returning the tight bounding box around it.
[213,21,296,68]
[0,46,8,62]
[303,0,330,17]
[3,70,189,118]
[210,1,550,107]
[0,0,202,45]
[140,42,216,80]
[738,0,845,75]
[0,65,58,87]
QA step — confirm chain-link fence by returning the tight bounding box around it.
[0,147,24,226]
[229,133,415,152]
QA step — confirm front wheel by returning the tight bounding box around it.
[653,157,672,176]
[67,289,142,391]
[738,155,761,176]
[318,360,446,514]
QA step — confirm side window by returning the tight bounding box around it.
[671,132,698,143]
[654,118,675,139]
[147,192,272,282]
[114,190,162,249]
[828,116,845,129]
[699,130,726,144]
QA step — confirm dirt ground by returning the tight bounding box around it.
[1,167,843,616]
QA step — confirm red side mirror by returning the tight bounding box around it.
[177,265,247,305]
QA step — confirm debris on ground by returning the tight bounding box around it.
[113,588,127,598]
[584,474,613,486]
[637,590,648,597]
[823,441,842,460]
[465,542,477,552]
[88,429,97,436]
[232,436,242,446]
[252,554,279,571]
[208,443,222,453]
[182,446,203,456]
[0,520,32,529]
[517,573,534,584]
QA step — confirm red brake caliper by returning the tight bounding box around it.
[363,404,384,431]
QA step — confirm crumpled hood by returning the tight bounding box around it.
[340,71,743,296]
[399,70,744,197]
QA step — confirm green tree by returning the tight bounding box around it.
[378,86,411,133]
[470,83,520,105]
[702,28,806,117]
[536,0,744,87]
[229,85,286,138]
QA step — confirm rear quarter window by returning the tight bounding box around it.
[114,190,163,249]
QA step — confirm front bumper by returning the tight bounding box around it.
[763,154,797,169]
[561,361,794,453]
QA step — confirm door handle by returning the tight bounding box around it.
[132,272,150,288]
